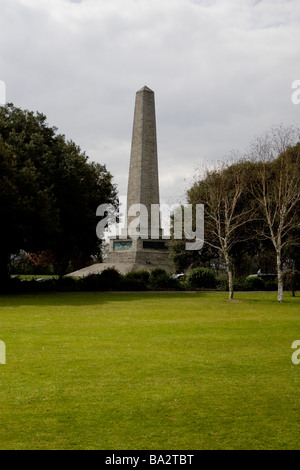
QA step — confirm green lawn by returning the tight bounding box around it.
[0,291,299,450]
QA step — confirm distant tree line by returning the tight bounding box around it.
[3,266,299,296]
[169,125,300,302]
[0,103,117,287]
[1,104,299,302]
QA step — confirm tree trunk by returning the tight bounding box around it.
[276,251,283,302]
[224,252,234,299]
[228,269,234,299]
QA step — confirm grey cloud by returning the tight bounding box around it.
[0,0,299,203]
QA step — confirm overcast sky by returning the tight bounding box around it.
[1,0,299,205]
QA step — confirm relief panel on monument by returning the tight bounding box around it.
[113,241,133,251]
[143,241,167,250]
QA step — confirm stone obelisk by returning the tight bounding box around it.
[67,86,174,276]
[105,85,173,273]
[126,86,160,232]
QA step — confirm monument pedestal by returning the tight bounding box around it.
[105,236,174,273]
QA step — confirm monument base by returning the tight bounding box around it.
[67,237,174,277]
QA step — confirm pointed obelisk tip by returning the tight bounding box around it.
[138,85,154,93]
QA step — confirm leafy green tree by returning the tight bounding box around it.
[0,103,117,283]
[0,134,56,282]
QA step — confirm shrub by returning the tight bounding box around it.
[233,277,248,291]
[79,268,122,291]
[10,250,55,275]
[148,268,180,290]
[243,276,266,291]
[264,279,278,291]
[55,276,79,292]
[10,277,57,293]
[216,275,228,291]
[283,270,300,295]
[79,274,102,291]
[0,276,23,294]
[99,268,122,290]
[208,275,278,292]
[122,271,150,291]
[186,267,216,289]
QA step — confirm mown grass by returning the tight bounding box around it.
[0,291,299,450]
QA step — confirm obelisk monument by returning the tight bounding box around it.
[68,86,174,276]
[105,85,173,272]
[126,86,160,232]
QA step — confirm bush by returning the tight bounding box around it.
[79,268,122,291]
[55,276,79,292]
[6,277,57,294]
[283,270,300,295]
[99,268,122,290]
[244,277,277,290]
[233,277,248,291]
[186,267,216,289]
[214,275,278,292]
[78,274,102,291]
[10,250,55,276]
[216,275,228,291]
[264,279,278,291]
[148,268,181,290]
[122,271,150,291]
[0,276,23,294]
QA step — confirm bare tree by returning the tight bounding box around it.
[189,159,253,299]
[249,125,300,302]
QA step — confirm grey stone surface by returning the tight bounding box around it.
[126,86,160,232]
[68,86,174,277]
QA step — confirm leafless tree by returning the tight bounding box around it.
[190,159,253,299]
[248,125,300,302]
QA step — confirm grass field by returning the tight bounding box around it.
[0,291,299,450]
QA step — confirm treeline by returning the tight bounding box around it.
[5,267,300,295]
[169,125,300,302]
